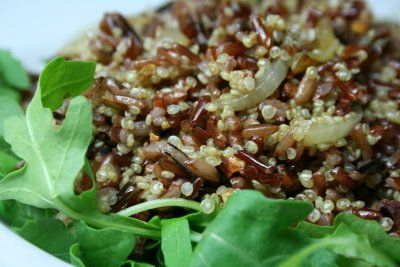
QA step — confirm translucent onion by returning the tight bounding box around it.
[221,59,288,111]
[308,18,340,62]
[292,112,362,146]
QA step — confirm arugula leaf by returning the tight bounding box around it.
[14,216,136,267]
[336,256,374,267]
[161,218,192,267]
[302,250,339,267]
[190,190,313,267]
[16,218,75,261]
[0,150,19,179]
[190,190,399,267]
[0,85,21,102]
[0,58,160,238]
[70,243,86,267]
[39,57,96,111]
[69,222,136,267]
[0,95,23,136]
[0,95,22,178]
[0,53,146,266]
[302,251,371,267]
[0,200,53,228]
[280,224,395,267]
[0,137,9,150]
[0,93,92,208]
[327,225,394,267]
[0,50,31,90]
[297,213,400,263]
[0,201,4,219]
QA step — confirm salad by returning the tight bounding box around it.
[1,0,400,266]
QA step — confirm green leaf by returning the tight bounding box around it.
[0,200,53,228]
[0,95,22,179]
[0,95,23,136]
[16,218,75,261]
[336,256,374,267]
[0,136,19,179]
[0,149,19,179]
[0,85,21,102]
[0,201,4,218]
[0,50,31,90]
[301,250,338,267]
[0,60,160,238]
[0,137,9,150]
[297,213,400,263]
[161,218,192,267]
[39,57,96,111]
[335,214,400,262]
[328,225,394,267]
[190,190,313,267]
[190,191,399,267]
[0,93,92,208]
[14,217,136,267]
[70,222,136,267]
[280,224,395,267]
[70,244,86,267]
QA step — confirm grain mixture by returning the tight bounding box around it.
[61,0,400,241]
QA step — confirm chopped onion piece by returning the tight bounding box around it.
[292,112,362,146]
[308,18,340,62]
[221,59,288,111]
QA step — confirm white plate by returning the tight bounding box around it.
[0,1,399,267]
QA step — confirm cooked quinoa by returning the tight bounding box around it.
[62,0,400,244]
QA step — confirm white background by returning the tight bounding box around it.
[0,0,398,73]
[0,0,167,72]
[0,0,399,266]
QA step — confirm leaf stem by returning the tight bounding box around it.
[117,198,203,217]
[54,199,162,239]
